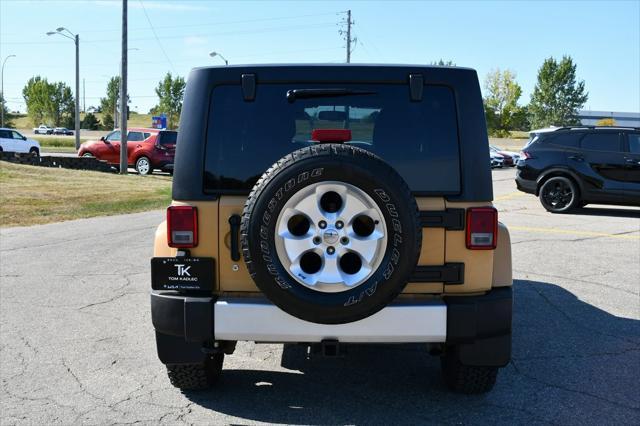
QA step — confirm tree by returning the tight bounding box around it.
[81,112,101,130]
[100,76,129,130]
[596,118,616,126]
[152,72,186,129]
[22,77,75,127]
[22,76,53,126]
[50,82,74,127]
[483,69,524,137]
[1,93,15,128]
[529,56,588,128]
[431,59,456,66]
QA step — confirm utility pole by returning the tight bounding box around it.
[119,0,128,174]
[82,78,85,113]
[339,10,356,63]
[74,34,80,150]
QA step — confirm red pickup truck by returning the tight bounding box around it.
[78,128,177,175]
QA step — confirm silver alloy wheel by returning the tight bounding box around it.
[274,181,387,293]
[82,153,94,157]
[136,157,150,175]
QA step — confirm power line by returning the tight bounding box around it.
[138,0,175,73]
[1,22,338,46]
[60,11,341,34]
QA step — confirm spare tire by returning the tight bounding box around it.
[241,144,421,324]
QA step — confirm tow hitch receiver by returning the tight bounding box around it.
[318,339,343,357]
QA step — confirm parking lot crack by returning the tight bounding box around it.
[513,347,640,361]
[531,284,640,345]
[510,360,640,411]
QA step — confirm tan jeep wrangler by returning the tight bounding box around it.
[151,64,512,394]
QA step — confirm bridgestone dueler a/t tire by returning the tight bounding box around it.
[166,354,224,391]
[441,353,498,394]
[241,144,422,324]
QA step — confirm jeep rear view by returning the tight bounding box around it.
[150,65,513,394]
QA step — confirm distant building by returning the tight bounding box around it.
[577,110,640,127]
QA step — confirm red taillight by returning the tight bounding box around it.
[466,207,498,250]
[167,206,198,248]
[520,150,533,159]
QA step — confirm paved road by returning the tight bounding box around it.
[1,168,639,425]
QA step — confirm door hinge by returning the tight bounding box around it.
[411,263,464,284]
[419,208,465,230]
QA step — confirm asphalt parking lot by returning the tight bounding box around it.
[1,167,638,425]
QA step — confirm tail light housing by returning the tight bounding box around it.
[520,150,533,159]
[167,206,198,248]
[466,207,498,250]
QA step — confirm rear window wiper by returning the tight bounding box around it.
[286,88,376,103]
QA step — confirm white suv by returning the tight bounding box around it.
[0,128,41,156]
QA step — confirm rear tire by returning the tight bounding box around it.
[135,156,153,175]
[441,352,498,394]
[166,353,224,391]
[538,176,580,213]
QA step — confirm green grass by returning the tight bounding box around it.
[0,161,172,227]
[510,130,530,139]
[41,146,78,153]
[33,137,83,148]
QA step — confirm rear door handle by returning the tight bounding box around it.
[228,215,241,261]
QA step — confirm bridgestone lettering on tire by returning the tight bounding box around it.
[241,144,422,324]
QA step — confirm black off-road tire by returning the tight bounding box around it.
[166,353,224,391]
[241,143,422,325]
[441,352,498,394]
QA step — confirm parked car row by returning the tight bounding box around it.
[77,127,177,175]
[32,125,74,135]
[0,128,41,156]
[490,145,520,168]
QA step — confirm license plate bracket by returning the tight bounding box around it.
[151,257,214,291]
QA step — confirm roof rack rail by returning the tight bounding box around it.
[556,125,640,131]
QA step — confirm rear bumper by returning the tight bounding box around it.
[151,287,512,366]
[214,298,447,343]
[515,172,537,195]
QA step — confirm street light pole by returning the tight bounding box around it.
[1,55,16,128]
[209,51,229,66]
[46,28,80,150]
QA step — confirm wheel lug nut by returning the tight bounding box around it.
[340,237,349,245]
[336,221,344,229]
[318,220,327,229]
[313,237,321,245]
[326,246,335,255]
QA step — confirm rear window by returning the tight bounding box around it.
[204,84,460,193]
[158,131,177,145]
[544,132,581,147]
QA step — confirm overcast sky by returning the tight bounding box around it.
[1,0,639,115]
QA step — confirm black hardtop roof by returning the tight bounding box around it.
[188,63,479,84]
[192,63,476,71]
